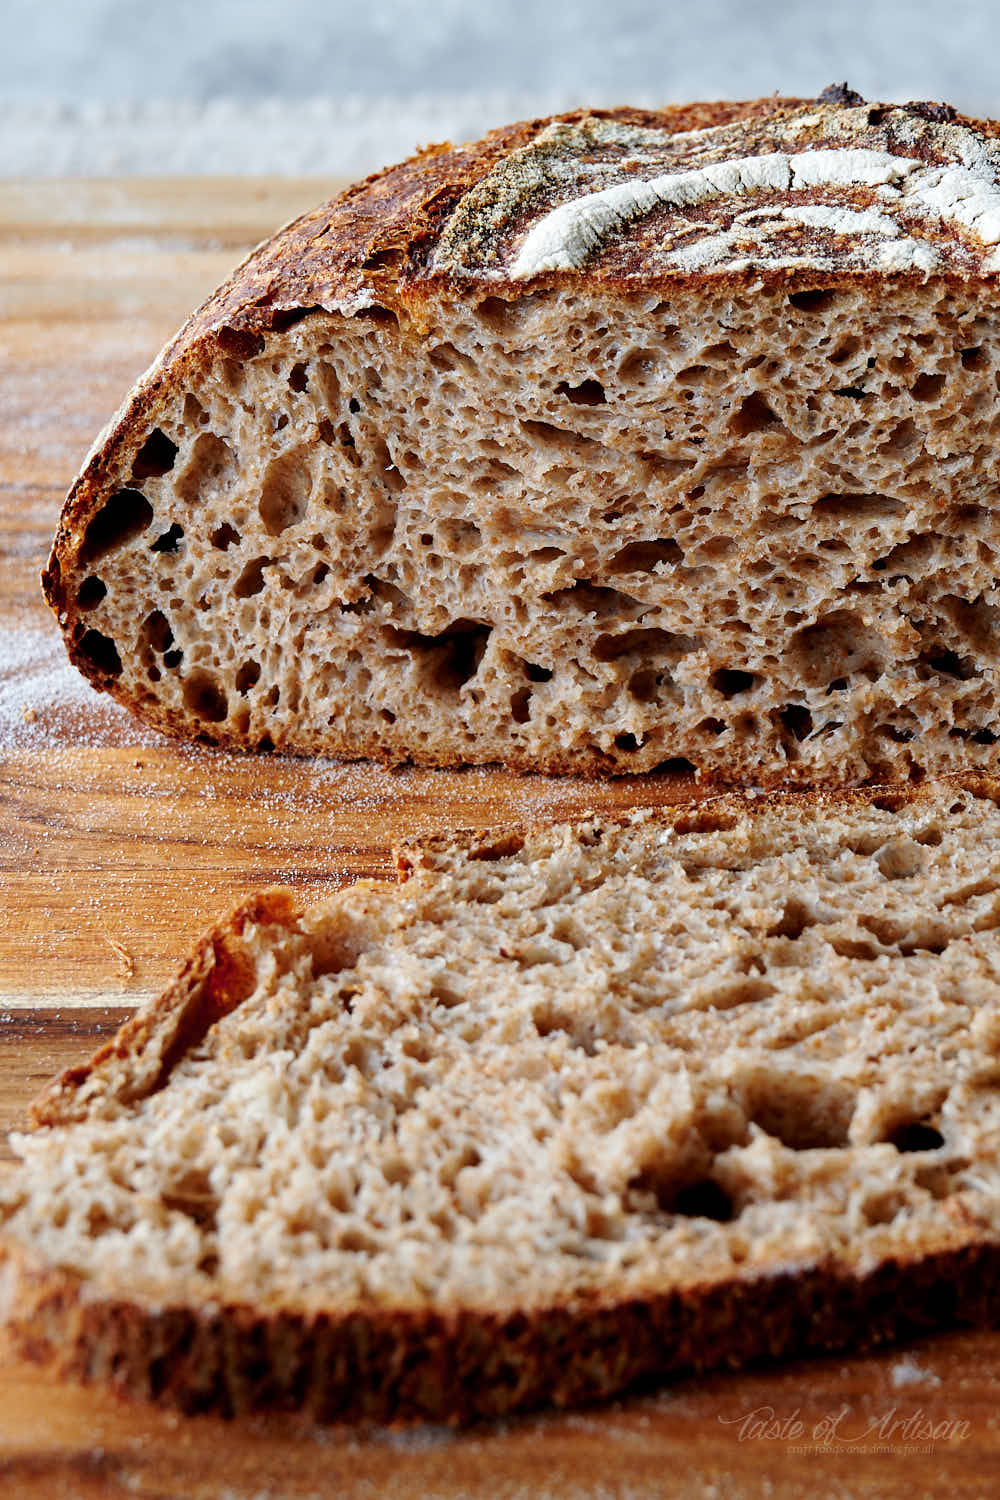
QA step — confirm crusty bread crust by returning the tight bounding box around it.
[4,1232,996,1423]
[28,888,304,1129]
[4,775,1000,1422]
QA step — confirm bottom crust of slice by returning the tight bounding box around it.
[2,1235,998,1423]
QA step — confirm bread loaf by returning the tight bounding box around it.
[3,777,1000,1421]
[42,92,1000,781]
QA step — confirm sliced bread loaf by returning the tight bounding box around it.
[42,92,1000,782]
[2,777,1000,1421]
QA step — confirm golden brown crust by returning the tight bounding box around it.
[3,1225,998,1423]
[30,888,304,1129]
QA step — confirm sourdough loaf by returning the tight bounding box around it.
[2,777,1000,1421]
[42,92,1000,781]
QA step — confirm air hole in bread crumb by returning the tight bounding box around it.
[555,378,607,406]
[912,372,945,402]
[77,575,107,610]
[439,519,481,555]
[510,687,532,723]
[861,1191,907,1226]
[792,612,886,686]
[767,896,817,941]
[670,1179,734,1221]
[161,1171,218,1231]
[140,609,173,654]
[236,660,261,695]
[961,347,985,370]
[150,523,184,554]
[711,668,756,698]
[211,521,240,551]
[260,451,311,534]
[731,392,782,433]
[788,288,837,312]
[609,538,684,573]
[81,489,153,563]
[672,809,739,835]
[383,621,491,694]
[828,934,881,961]
[777,703,814,742]
[288,361,308,392]
[544,580,638,617]
[595,626,698,663]
[628,667,661,702]
[950,726,999,744]
[655,757,697,778]
[695,715,726,736]
[813,492,905,522]
[875,837,925,880]
[234,557,268,598]
[614,732,641,752]
[182,671,228,722]
[77,629,122,677]
[215,327,264,361]
[521,417,600,451]
[469,834,525,862]
[476,294,536,331]
[828,336,862,366]
[629,1170,734,1222]
[177,433,236,505]
[131,427,178,480]
[889,1121,945,1153]
[748,1075,854,1149]
[920,648,979,681]
[428,341,476,374]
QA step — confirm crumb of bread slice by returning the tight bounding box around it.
[2,778,1000,1421]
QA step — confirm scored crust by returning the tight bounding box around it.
[3,775,1000,1421]
[41,90,1000,782]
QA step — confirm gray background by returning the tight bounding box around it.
[5,0,1000,176]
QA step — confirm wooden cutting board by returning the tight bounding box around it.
[0,178,997,1498]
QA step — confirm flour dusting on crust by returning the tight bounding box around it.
[432,103,1000,281]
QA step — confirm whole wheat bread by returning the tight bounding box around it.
[2,776,1000,1421]
[42,92,1000,783]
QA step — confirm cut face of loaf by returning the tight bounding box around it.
[43,94,1000,780]
[2,777,1000,1421]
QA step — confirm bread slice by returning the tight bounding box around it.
[42,92,1000,783]
[3,776,1000,1421]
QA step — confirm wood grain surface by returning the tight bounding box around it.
[1,177,998,1497]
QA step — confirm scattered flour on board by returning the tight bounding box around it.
[1,619,168,754]
[889,1355,942,1389]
